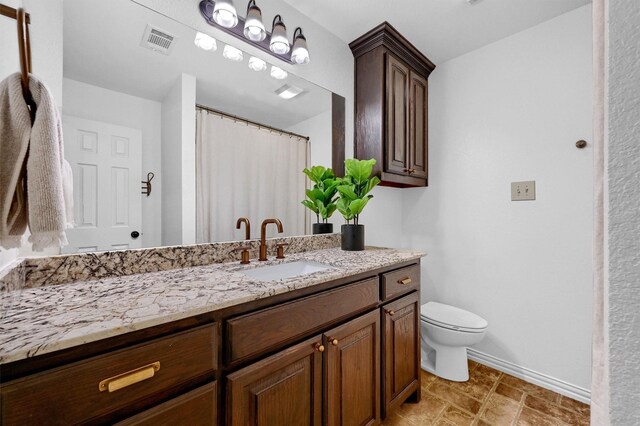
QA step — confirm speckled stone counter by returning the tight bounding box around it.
[0,246,425,364]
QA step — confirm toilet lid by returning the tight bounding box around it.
[420,302,488,331]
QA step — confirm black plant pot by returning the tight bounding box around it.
[341,224,365,251]
[313,223,334,234]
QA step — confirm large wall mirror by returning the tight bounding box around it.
[62,0,344,253]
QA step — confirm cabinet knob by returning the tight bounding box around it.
[315,343,325,352]
[388,310,395,316]
[330,338,339,346]
[398,277,412,285]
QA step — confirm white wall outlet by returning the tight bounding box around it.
[511,181,536,201]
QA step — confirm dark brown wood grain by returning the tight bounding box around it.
[332,93,346,177]
[1,325,217,425]
[381,264,420,301]
[409,71,428,181]
[226,277,379,366]
[115,382,217,426]
[350,23,434,188]
[226,336,323,426]
[382,292,421,417]
[324,310,380,426]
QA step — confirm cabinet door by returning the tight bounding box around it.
[226,336,323,426]
[409,71,428,180]
[386,54,410,176]
[324,310,380,426]
[382,292,421,417]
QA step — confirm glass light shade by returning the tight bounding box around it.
[212,0,238,28]
[223,44,244,62]
[194,32,217,51]
[243,5,266,42]
[269,22,290,55]
[291,35,309,64]
[270,65,288,80]
[248,56,267,71]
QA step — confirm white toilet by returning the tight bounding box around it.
[420,302,488,382]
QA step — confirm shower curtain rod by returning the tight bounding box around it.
[196,104,310,141]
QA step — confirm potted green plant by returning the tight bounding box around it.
[336,158,381,251]
[301,166,339,234]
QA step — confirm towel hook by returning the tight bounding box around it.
[141,172,155,196]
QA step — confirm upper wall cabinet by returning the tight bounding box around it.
[350,23,435,188]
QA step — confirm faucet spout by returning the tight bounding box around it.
[259,218,284,261]
[236,217,251,240]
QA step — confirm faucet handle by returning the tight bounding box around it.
[233,246,252,264]
[276,243,290,259]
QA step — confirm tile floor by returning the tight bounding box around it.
[383,361,590,425]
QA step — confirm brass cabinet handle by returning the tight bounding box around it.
[315,343,325,352]
[398,277,412,285]
[388,310,395,316]
[330,338,339,346]
[99,362,160,393]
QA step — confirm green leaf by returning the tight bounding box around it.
[345,158,376,185]
[337,198,354,220]
[301,199,319,213]
[306,188,325,203]
[348,197,370,216]
[325,203,337,219]
[303,165,328,184]
[337,185,357,200]
[362,176,381,196]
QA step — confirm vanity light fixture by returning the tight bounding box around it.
[243,0,266,42]
[223,44,244,61]
[248,56,267,71]
[199,1,309,65]
[269,15,289,55]
[194,31,217,51]
[291,27,309,64]
[212,0,238,28]
[270,65,288,80]
[276,84,304,100]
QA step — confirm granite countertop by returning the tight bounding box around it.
[0,247,424,365]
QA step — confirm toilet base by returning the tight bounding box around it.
[422,337,470,382]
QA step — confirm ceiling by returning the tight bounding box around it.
[281,0,591,64]
[63,0,331,129]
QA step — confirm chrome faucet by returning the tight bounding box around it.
[236,217,251,240]
[259,218,283,261]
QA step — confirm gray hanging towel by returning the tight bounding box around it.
[0,72,73,251]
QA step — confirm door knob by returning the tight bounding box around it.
[330,338,339,346]
[131,231,140,239]
[314,343,325,352]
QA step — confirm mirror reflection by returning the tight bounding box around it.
[62,0,336,253]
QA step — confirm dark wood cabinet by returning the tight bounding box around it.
[1,261,422,425]
[226,336,323,426]
[350,22,435,188]
[324,310,380,426]
[382,292,421,417]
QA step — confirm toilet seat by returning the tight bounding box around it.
[421,302,488,333]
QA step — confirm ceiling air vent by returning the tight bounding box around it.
[140,24,176,55]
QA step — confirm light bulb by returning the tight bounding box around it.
[194,32,217,51]
[223,44,244,62]
[212,0,238,28]
[270,65,288,80]
[243,1,266,42]
[291,28,310,64]
[248,56,267,71]
[269,15,290,55]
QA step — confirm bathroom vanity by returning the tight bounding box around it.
[0,240,424,425]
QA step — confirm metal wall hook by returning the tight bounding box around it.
[141,172,155,196]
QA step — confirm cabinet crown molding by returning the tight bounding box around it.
[349,21,436,77]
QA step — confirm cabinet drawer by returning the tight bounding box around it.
[381,264,420,300]
[1,324,217,425]
[116,382,217,426]
[226,278,379,365]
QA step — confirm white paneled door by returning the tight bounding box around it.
[63,116,142,253]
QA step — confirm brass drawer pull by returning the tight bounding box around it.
[398,277,412,285]
[330,338,339,346]
[388,310,395,316]
[315,343,325,352]
[99,362,160,393]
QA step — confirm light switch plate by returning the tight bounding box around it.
[511,181,536,201]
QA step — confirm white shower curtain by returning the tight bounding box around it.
[196,109,309,243]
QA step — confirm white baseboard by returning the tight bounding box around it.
[467,348,591,404]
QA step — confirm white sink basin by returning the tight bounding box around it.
[242,261,332,281]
